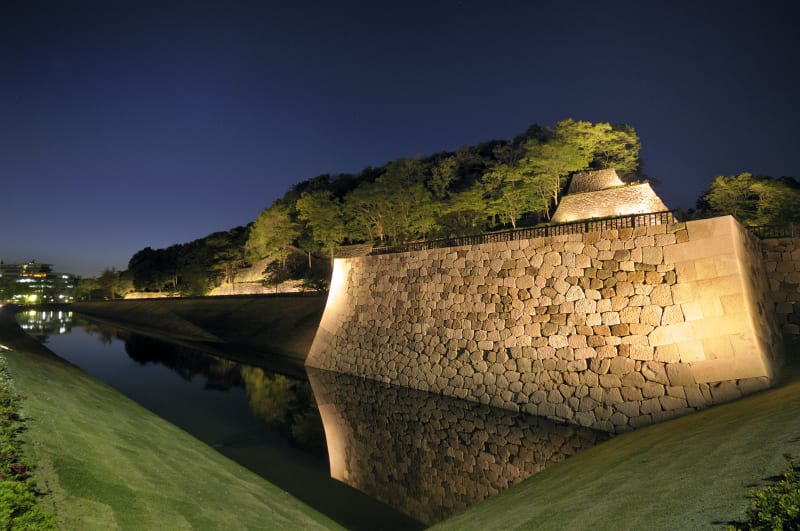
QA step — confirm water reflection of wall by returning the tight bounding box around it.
[307,368,607,526]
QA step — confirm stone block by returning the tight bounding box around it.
[642,362,670,385]
[649,284,673,306]
[610,412,629,427]
[654,343,680,363]
[611,296,629,311]
[619,307,641,324]
[609,356,635,375]
[641,382,665,398]
[604,387,624,404]
[661,305,684,325]
[640,397,663,414]
[642,246,664,265]
[575,347,597,359]
[621,372,646,388]
[628,323,654,336]
[596,345,617,358]
[575,411,597,427]
[602,312,621,325]
[709,381,741,403]
[621,386,643,401]
[599,374,622,388]
[587,335,606,347]
[640,305,663,326]
[611,323,630,336]
[737,377,770,395]
[516,276,535,289]
[666,363,695,386]
[616,401,641,418]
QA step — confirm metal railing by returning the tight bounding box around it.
[747,223,798,239]
[369,210,682,256]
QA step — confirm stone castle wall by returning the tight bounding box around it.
[307,216,782,433]
[761,237,800,337]
[307,368,606,525]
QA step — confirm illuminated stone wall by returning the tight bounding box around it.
[307,216,782,433]
[761,237,800,336]
[551,182,670,223]
[307,368,606,525]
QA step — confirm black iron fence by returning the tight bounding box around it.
[747,223,798,239]
[369,210,682,256]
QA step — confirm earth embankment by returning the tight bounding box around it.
[71,294,326,366]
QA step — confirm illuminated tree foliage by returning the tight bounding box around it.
[700,173,800,226]
[244,202,300,266]
[296,189,347,261]
[123,119,644,292]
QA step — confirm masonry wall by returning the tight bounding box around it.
[551,183,669,223]
[761,237,800,337]
[307,216,782,433]
[307,368,605,526]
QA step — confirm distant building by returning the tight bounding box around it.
[551,169,670,223]
[0,260,78,303]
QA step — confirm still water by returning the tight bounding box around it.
[16,309,608,528]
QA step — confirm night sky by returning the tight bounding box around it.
[1,1,797,277]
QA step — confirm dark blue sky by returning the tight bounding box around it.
[1,1,797,277]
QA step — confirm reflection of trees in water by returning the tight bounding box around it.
[240,366,325,453]
[79,318,124,345]
[122,334,242,390]
[78,318,325,452]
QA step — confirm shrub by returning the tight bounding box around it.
[732,453,800,530]
[0,359,56,529]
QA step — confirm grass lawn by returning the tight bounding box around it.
[0,309,341,530]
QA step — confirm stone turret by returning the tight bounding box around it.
[551,169,669,223]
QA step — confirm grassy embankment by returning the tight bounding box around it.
[0,306,341,530]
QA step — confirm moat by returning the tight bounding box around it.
[17,309,607,528]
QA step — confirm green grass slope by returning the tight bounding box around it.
[0,309,340,530]
[433,348,800,530]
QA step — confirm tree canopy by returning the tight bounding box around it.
[123,119,647,295]
[698,173,800,226]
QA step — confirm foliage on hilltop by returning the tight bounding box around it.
[693,172,800,227]
[116,119,643,295]
[245,119,641,281]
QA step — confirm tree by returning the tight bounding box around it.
[378,157,437,243]
[521,139,590,218]
[207,227,248,286]
[128,247,171,292]
[481,163,544,228]
[703,173,800,226]
[346,179,389,243]
[553,119,641,176]
[96,268,122,299]
[345,157,437,244]
[703,173,757,222]
[436,183,491,237]
[296,189,346,262]
[245,203,300,267]
[429,155,458,199]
